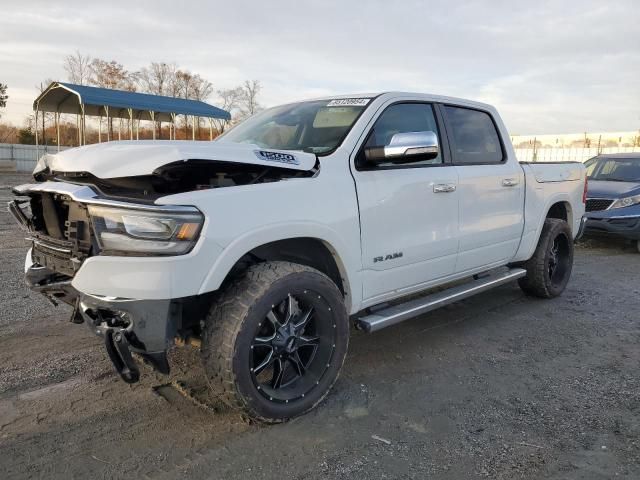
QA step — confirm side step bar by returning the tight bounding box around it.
[357,268,527,333]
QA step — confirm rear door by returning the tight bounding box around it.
[440,105,524,273]
[351,102,459,302]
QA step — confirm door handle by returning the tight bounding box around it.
[433,183,456,193]
[501,178,519,187]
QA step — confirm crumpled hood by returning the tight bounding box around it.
[587,179,640,199]
[34,140,317,179]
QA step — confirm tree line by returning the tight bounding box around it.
[0,51,263,145]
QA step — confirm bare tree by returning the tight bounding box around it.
[0,82,7,119]
[175,70,195,137]
[89,58,137,91]
[191,76,214,102]
[174,70,214,137]
[191,75,214,137]
[213,87,244,133]
[0,122,18,143]
[138,62,178,96]
[63,51,92,85]
[239,80,262,118]
[89,59,138,137]
[175,70,195,99]
[138,62,178,138]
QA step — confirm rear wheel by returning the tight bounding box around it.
[518,218,574,298]
[201,261,349,423]
[636,240,640,254]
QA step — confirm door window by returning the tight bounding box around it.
[358,103,442,168]
[444,106,503,164]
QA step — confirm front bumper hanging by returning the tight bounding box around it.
[24,262,178,382]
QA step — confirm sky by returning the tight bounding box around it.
[0,0,638,134]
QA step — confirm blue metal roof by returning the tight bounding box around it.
[34,82,231,121]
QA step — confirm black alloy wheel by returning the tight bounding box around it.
[250,292,337,403]
[518,218,574,298]
[201,261,349,422]
[547,232,571,288]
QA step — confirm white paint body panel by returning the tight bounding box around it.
[33,140,317,178]
[354,165,460,302]
[26,92,586,314]
[455,162,524,272]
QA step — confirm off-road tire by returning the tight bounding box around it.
[201,261,349,423]
[518,218,574,298]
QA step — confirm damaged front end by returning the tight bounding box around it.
[9,142,318,383]
[9,181,202,383]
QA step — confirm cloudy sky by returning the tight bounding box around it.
[1,0,638,134]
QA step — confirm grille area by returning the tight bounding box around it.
[586,198,613,212]
[14,192,94,277]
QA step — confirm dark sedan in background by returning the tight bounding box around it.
[583,153,640,253]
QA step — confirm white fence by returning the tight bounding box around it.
[513,146,639,163]
[0,144,71,173]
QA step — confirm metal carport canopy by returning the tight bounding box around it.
[33,82,231,122]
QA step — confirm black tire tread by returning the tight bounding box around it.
[200,261,345,423]
[518,218,572,298]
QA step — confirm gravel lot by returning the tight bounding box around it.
[1,172,639,479]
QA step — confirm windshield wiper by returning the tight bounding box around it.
[600,177,636,182]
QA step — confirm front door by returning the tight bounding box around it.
[351,102,459,303]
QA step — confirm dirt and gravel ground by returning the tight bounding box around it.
[1,172,639,479]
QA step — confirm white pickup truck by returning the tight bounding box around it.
[10,92,586,422]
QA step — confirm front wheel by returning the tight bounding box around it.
[201,261,349,423]
[518,218,574,298]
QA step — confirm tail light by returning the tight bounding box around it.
[582,175,588,204]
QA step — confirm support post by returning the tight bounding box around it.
[128,108,133,140]
[99,112,102,143]
[171,113,176,140]
[81,104,86,146]
[35,109,39,148]
[55,112,60,151]
[118,116,122,141]
[192,116,196,141]
[105,106,110,141]
[150,111,156,140]
[209,118,213,141]
[136,116,140,140]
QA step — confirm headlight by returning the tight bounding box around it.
[88,205,204,255]
[610,194,640,209]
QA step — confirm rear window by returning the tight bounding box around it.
[444,106,503,164]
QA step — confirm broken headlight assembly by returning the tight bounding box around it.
[88,205,204,256]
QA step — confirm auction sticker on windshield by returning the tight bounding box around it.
[326,98,371,107]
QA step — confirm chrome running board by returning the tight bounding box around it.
[357,268,527,333]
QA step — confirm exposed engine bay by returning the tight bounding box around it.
[35,159,317,202]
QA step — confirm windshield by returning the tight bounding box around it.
[585,156,640,182]
[217,98,372,155]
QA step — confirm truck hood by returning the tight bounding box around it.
[587,179,640,199]
[34,140,317,179]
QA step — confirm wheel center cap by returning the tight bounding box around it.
[285,337,297,353]
[274,323,298,354]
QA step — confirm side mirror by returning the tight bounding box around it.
[364,131,439,164]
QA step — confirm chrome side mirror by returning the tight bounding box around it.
[364,131,439,164]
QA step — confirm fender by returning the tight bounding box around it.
[198,221,363,313]
[513,191,576,262]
